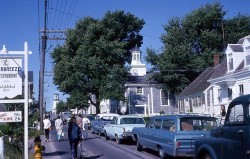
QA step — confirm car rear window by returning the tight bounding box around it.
[180,117,218,131]
[120,118,145,124]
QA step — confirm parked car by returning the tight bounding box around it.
[195,94,250,159]
[86,114,95,129]
[91,113,119,135]
[132,114,218,158]
[61,111,72,123]
[104,115,146,144]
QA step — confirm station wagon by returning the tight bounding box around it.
[132,114,218,158]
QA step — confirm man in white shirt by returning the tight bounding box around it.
[82,115,90,139]
[43,115,51,142]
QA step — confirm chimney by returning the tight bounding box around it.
[214,54,219,66]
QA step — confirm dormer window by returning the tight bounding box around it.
[228,53,233,71]
[246,46,250,66]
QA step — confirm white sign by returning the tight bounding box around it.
[0,57,22,98]
[0,111,22,122]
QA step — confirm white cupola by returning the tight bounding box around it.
[51,93,59,113]
[130,45,146,76]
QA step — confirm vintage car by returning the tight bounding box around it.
[91,113,119,135]
[103,115,146,144]
[195,94,250,159]
[132,114,218,158]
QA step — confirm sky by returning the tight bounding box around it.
[0,0,249,111]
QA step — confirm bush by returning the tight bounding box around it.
[29,129,42,139]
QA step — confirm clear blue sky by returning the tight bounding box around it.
[0,0,249,111]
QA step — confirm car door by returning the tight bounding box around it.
[106,117,117,138]
[139,117,154,147]
[221,103,245,159]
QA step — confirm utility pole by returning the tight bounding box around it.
[39,0,66,132]
[39,0,47,132]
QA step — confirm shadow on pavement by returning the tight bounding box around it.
[80,154,103,159]
[43,150,69,156]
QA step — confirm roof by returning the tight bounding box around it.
[209,58,227,79]
[151,114,216,119]
[126,72,160,85]
[178,67,217,97]
[229,44,243,52]
[131,45,140,52]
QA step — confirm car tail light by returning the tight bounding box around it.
[176,141,181,148]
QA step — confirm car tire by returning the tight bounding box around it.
[136,139,143,151]
[204,154,213,159]
[91,128,95,134]
[98,131,102,136]
[158,146,166,159]
[105,132,109,140]
[115,135,121,144]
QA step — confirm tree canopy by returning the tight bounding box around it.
[51,10,145,114]
[146,2,250,94]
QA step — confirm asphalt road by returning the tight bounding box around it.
[29,125,160,159]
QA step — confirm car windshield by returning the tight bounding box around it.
[120,118,145,124]
[88,116,95,121]
[101,116,115,121]
[180,117,218,131]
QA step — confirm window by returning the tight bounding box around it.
[246,46,250,65]
[162,119,175,132]
[227,104,244,125]
[228,88,232,100]
[136,87,143,94]
[154,119,162,129]
[161,90,169,106]
[228,53,233,70]
[239,84,244,96]
[218,89,221,102]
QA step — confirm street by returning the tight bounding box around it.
[29,125,160,159]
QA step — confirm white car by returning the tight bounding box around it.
[104,115,146,144]
[91,113,119,135]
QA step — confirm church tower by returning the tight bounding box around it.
[51,93,59,113]
[130,45,146,76]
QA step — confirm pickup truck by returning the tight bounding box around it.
[132,114,218,158]
[103,115,146,144]
[195,94,250,159]
[90,113,119,136]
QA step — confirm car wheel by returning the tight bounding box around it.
[158,146,166,159]
[91,128,95,134]
[204,154,212,159]
[98,131,102,136]
[105,132,109,140]
[136,139,143,151]
[115,135,121,144]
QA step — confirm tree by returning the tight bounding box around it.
[56,101,68,114]
[51,10,145,114]
[146,2,250,94]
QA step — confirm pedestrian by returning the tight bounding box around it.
[68,116,82,159]
[221,105,226,116]
[82,115,90,140]
[76,114,83,138]
[43,115,51,142]
[55,116,64,142]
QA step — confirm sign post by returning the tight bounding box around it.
[0,42,31,159]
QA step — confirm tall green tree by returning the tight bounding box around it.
[146,2,250,94]
[51,10,145,114]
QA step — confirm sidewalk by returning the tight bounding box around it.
[28,128,72,159]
